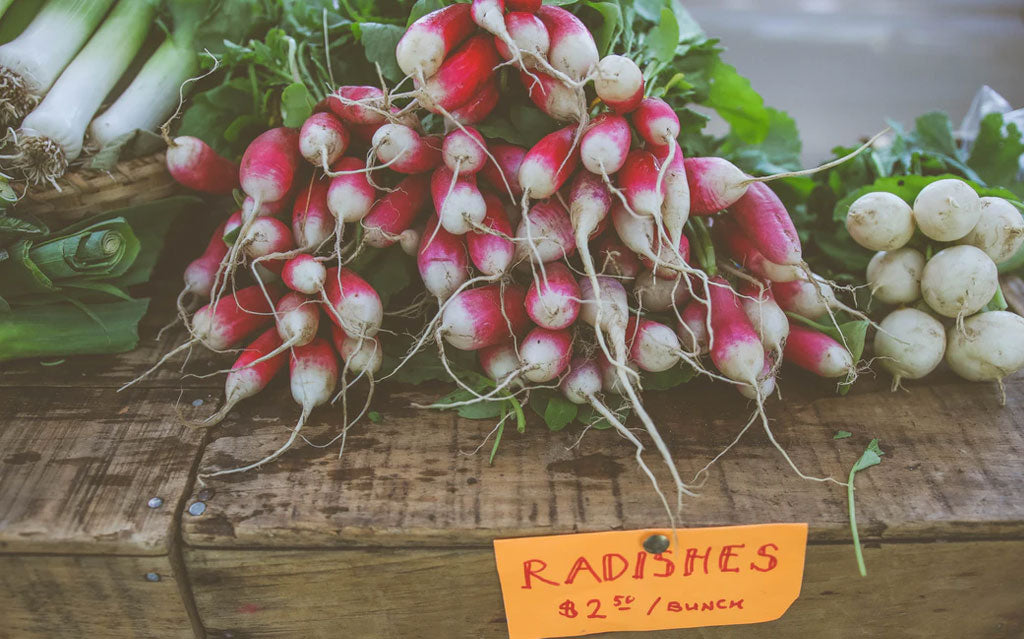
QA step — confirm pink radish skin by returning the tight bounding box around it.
[707,276,764,385]
[536,5,599,80]
[373,124,442,174]
[650,141,690,245]
[520,69,582,122]
[468,191,516,276]
[327,86,387,125]
[290,338,339,407]
[479,342,522,383]
[166,136,239,194]
[324,267,383,338]
[635,270,690,312]
[242,217,295,274]
[240,128,302,205]
[442,127,488,174]
[448,80,500,125]
[619,149,667,218]
[291,180,333,250]
[677,300,709,354]
[432,166,487,235]
[593,232,641,279]
[516,199,576,263]
[518,126,580,199]
[183,220,229,298]
[363,173,432,248]
[223,211,243,244]
[282,254,326,295]
[715,217,802,283]
[561,357,602,404]
[417,34,500,114]
[685,157,749,215]
[771,276,834,320]
[594,55,644,114]
[642,232,691,280]
[192,284,283,351]
[327,157,377,223]
[202,327,288,425]
[784,324,855,378]
[506,0,541,11]
[519,327,573,383]
[495,11,550,63]
[242,196,290,220]
[418,214,470,301]
[580,113,631,175]
[396,4,476,79]
[569,171,611,239]
[330,325,383,376]
[274,292,320,348]
[525,262,581,330]
[626,317,682,373]
[440,284,530,351]
[729,181,802,266]
[299,112,349,167]
[631,98,679,147]
[480,142,526,199]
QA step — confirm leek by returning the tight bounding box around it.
[0,0,115,129]
[11,0,155,184]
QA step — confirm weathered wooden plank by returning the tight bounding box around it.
[0,553,195,639]
[0,387,210,555]
[182,370,1024,548]
[184,540,1024,639]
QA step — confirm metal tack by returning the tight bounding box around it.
[643,533,670,554]
[147,497,163,509]
[187,501,207,517]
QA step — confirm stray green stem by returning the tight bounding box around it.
[847,464,867,577]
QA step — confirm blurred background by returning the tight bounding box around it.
[686,0,1024,162]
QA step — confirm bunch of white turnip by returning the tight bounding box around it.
[847,178,1024,392]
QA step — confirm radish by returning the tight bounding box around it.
[771,275,841,320]
[737,355,777,401]
[650,141,690,247]
[299,111,349,168]
[874,308,946,390]
[593,232,641,278]
[619,149,667,218]
[729,182,802,266]
[580,113,631,175]
[506,0,541,11]
[202,338,339,480]
[737,283,789,355]
[418,214,470,301]
[631,97,679,149]
[626,317,683,373]
[242,195,291,220]
[685,157,750,215]
[960,196,1024,263]
[472,0,534,72]
[640,231,691,280]
[946,311,1024,391]
[518,327,573,383]
[373,124,442,174]
[165,136,239,194]
[442,126,488,175]
[784,324,855,378]
[495,11,550,64]
[327,86,387,125]
[241,216,295,274]
[596,352,641,396]
[707,277,764,386]
[399,226,422,256]
[363,173,431,247]
[327,157,378,223]
[396,4,476,79]
[432,166,487,235]
[845,191,915,251]
[479,342,523,384]
[324,267,383,338]
[440,284,530,351]
[223,211,243,244]
[520,68,584,122]
[233,291,321,371]
[468,191,516,276]
[536,6,599,81]
[480,142,526,200]
[180,220,229,304]
[715,217,801,282]
[913,178,982,241]
[866,248,925,305]
[240,127,302,207]
[515,199,576,264]
[677,300,709,355]
[196,327,289,427]
[282,254,326,295]
[332,327,384,378]
[635,269,689,313]
[920,245,998,319]
[525,262,580,330]
[594,55,644,114]
[518,125,580,200]
[568,171,612,296]
[448,79,500,125]
[292,179,333,251]
[416,34,500,114]
[121,284,282,391]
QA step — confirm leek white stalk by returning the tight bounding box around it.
[0,0,115,128]
[11,0,154,184]
[89,34,199,149]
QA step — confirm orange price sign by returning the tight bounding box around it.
[493,523,807,639]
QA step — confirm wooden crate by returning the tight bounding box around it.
[1,245,1023,638]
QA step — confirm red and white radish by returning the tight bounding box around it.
[440,284,530,351]
[715,217,801,283]
[737,283,789,355]
[536,5,598,81]
[480,142,526,200]
[432,166,487,235]
[593,232,641,279]
[299,111,349,168]
[525,262,581,330]
[520,68,584,122]
[166,136,238,194]
[677,300,709,355]
[327,157,378,223]
[442,126,488,175]
[594,55,644,114]
[580,113,631,175]
[197,327,289,427]
[783,324,855,379]
[619,149,666,218]
[416,34,500,114]
[519,327,573,383]
[448,79,500,125]
[291,179,333,250]
[729,182,801,266]
[373,124,442,174]
[363,173,431,247]
[626,317,682,373]
[518,125,580,200]
[418,214,470,301]
[685,157,749,215]
[515,199,576,264]
[707,277,764,386]
[396,4,476,79]
[495,11,550,63]
[327,85,387,125]
[282,254,327,295]
[324,267,383,338]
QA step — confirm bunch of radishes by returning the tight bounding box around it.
[847,178,1024,392]
[146,0,933,505]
